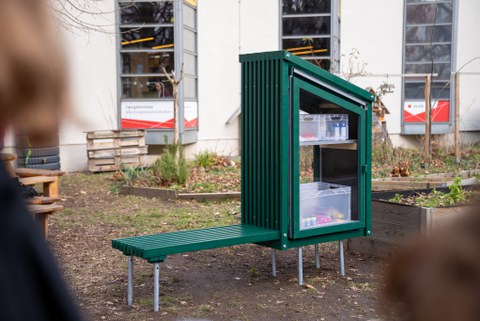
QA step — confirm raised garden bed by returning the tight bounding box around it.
[372,169,479,191]
[348,185,479,258]
[120,185,240,201]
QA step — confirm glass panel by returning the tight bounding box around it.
[404,62,451,80]
[183,76,197,99]
[120,2,174,25]
[121,27,174,49]
[282,0,330,15]
[283,16,331,36]
[405,44,451,62]
[183,4,196,29]
[405,81,450,100]
[283,38,330,55]
[405,25,452,43]
[121,76,173,99]
[183,53,196,76]
[183,28,197,53]
[406,3,453,25]
[298,88,359,231]
[121,52,174,74]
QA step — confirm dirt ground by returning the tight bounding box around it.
[47,173,391,321]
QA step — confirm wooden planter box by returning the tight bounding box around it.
[86,130,148,172]
[348,187,477,258]
[120,185,241,201]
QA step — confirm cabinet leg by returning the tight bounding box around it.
[339,240,345,277]
[314,244,320,269]
[298,247,303,286]
[272,249,277,277]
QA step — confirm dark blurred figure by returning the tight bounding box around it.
[0,1,81,320]
[385,202,480,321]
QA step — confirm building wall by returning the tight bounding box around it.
[187,0,280,156]
[60,1,118,171]
[341,0,480,147]
[456,0,480,134]
[4,0,479,171]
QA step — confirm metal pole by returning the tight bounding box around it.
[153,263,160,312]
[272,249,277,277]
[298,247,303,286]
[128,256,133,306]
[424,74,432,166]
[314,244,320,269]
[454,72,461,163]
[339,240,345,277]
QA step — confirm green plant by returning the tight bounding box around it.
[118,163,149,186]
[194,150,217,168]
[152,137,190,186]
[448,177,465,204]
[388,177,468,207]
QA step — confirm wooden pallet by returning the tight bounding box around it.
[86,130,148,172]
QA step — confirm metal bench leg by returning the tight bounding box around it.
[154,263,160,312]
[314,244,320,269]
[298,247,303,286]
[128,256,134,306]
[272,249,277,277]
[339,240,345,277]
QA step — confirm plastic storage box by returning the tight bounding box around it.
[300,114,349,142]
[324,114,349,141]
[300,114,325,141]
[299,182,351,230]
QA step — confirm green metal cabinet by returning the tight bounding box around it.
[239,50,375,251]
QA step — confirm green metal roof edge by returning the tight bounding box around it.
[239,50,375,103]
[239,50,285,63]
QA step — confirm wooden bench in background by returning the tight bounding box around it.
[1,153,65,238]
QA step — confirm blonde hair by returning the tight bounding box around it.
[0,0,68,136]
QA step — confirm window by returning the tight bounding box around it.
[402,0,455,130]
[281,0,340,71]
[119,1,175,99]
[118,0,198,140]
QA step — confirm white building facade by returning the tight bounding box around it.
[6,0,479,171]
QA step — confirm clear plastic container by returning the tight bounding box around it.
[299,182,351,230]
[300,114,349,142]
[300,114,325,141]
[324,114,349,141]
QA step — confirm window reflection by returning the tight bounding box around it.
[120,2,173,24]
[406,3,453,25]
[121,52,174,74]
[121,27,174,49]
[122,77,173,99]
[282,0,330,14]
[283,16,330,36]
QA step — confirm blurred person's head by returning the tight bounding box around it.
[385,204,480,321]
[0,0,68,139]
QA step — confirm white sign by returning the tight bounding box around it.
[121,100,173,129]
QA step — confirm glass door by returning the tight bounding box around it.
[290,77,367,239]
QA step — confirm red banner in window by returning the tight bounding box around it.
[403,100,450,123]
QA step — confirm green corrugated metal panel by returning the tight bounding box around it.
[241,56,284,231]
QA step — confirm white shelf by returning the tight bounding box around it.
[300,139,357,150]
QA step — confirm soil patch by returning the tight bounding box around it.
[48,173,390,321]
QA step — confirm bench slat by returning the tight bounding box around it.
[112,224,279,262]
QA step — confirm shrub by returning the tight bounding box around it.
[194,150,217,169]
[152,139,190,186]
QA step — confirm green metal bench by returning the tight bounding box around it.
[112,224,279,311]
